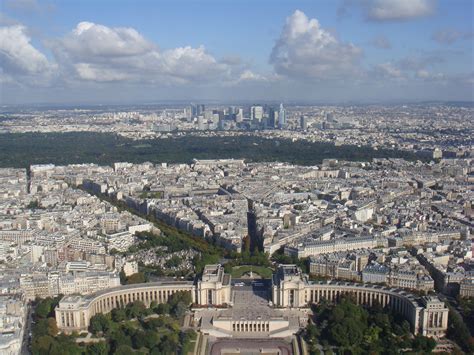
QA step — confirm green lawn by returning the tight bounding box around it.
[231,265,273,279]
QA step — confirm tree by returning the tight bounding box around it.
[172,302,188,319]
[35,298,53,319]
[180,329,197,354]
[151,346,165,355]
[33,318,49,337]
[331,306,345,323]
[168,290,192,308]
[168,290,192,319]
[145,317,165,330]
[126,300,146,319]
[119,269,127,284]
[306,322,320,341]
[89,314,110,334]
[155,303,171,315]
[47,317,59,336]
[114,345,134,355]
[157,333,179,353]
[143,330,160,349]
[31,335,54,354]
[412,334,436,353]
[132,330,147,349]
[401,320,411,335]
[447,306,474,353]
[372,312,390,332]
[363,325,382,346]
[111,307,127,322]
[51,344,82,355]
[86,342,109,355]
[34,296,62,320]
[110,329,133,352]
[125,272,147,284]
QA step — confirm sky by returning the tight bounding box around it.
[0,0,473,105]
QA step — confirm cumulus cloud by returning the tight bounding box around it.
[340,0,435,21]
[373,62,404,79]
[370,55,448,82]
[160,46,229,81]
[368,0,435,20]
[235,70,279,84]
[50,21,244,84]
[415,69,444,80]
[371,35,391,49]
[270,10,362,80]
[60,22,154,58]
[0,24,55,84]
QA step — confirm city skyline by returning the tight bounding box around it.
[0,0,473,105]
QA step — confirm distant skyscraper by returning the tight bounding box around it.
[185,108,192,122]
[300,115,308,130]
[278,103,286,129]
[197,116,206,130]
[190,104,205,118]
[236,108,244,123]
[251,105,263,122]
[197,104,205,116]
[191,104,197,118]
[268,108,278,128]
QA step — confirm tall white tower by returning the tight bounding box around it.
[278,103,286,129]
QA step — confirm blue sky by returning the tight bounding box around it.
[0,0,473,104]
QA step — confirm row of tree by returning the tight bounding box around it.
[446,303,474,353]
[305,296,437,354]
[31,297,86,355]
[87,291,194,354]
[30,291,195,354]
[0,132,429,169]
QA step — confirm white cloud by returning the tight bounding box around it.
[236,70,278,84]
[367,0,435,21]
[415,69,444,80]
[239,70,265,81]
[374,62,404,79]
[74,63,132,82]
[161,46,228,81]
[0,24,55,83]
[61,22,154,58]
[50,21,245,84]
[270,10,362,80]
[340,0,435,21]
[370,58,448,82]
